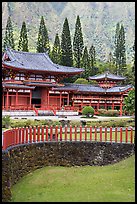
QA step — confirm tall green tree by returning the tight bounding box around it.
[36,16,50,54]
[89,44,96,75]
[114,22,120,71]
[61,18,73,67]
[3,16,15,50]
[132,40,135,74]
[18,21,29,52]
[73,15,84,68]
[81,46,90,78]
[51,33,61,64]
[123,89,135,115]
[114,23,127,76]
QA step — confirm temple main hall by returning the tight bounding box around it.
[2,48,133,116]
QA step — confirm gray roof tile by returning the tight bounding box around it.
[3,48,84,74]
[89,71,126,81]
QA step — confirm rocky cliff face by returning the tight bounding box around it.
[2,2,135,62]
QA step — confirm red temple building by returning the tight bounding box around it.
[2,48,133,116]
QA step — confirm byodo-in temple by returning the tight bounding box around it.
[2,48,133,116]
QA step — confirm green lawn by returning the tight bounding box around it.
[11,155,135,202]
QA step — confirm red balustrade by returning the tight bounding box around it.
[2,126,134,150]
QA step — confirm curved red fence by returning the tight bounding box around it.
[2,126,134,150]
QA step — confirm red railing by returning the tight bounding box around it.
[2,126,134,150]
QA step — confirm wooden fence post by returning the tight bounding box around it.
[70,125,72,141]
[46,126,48,141]
[33,126,36,142]
[65,125,67,141]
[120,127,122,143]
[125,127,128,143]
[130,127,133,143]
[42,126,44,142]
[22,127,25,144]
[50,126,53,141]
[105,127,107,142]
[29,126,32,143]
[80,126,82,141]
[110,127,112,143]
[95,126,97,141]
[74,126,77,141]
[85,125,87,141]
[55,125,58,141]
[90,126,92,141]
[115,127,117,143]
[26,127,28,143]
[37,126,40,142]
[100,126,102,142]
[60,126,62,141]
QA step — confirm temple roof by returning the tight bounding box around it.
[2,82,35,90]
[88,71,126,81]
[106,85,132,93]
[2,48,84,75]
[53,83,133,94]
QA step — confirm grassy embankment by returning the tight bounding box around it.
[11,155,135,202]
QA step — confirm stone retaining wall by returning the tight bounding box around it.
[2,141,135,202]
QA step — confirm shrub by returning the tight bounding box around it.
[2,116,11,128]
[98,109,119,116]
[82,106,94,117]
[74,78,89,84]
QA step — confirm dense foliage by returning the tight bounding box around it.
[82,106,95,117]
[36,16,50,54]
[73,15,84,68]
[3,16,15,51]
[61,18,73,67]
[18,21,29,52]
[123,89,135,115]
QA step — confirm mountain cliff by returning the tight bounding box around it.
[2,2,135,62]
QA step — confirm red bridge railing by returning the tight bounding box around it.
[2,126,135,150]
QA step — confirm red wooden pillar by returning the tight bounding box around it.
[67,92,69,106]
[29,90,32,109]
[2,93,4,109]
[6,89,9,110]
[112,102,114,110]
[120,102,123,116]
[97,102,99,110]
[47,90,49,108]
[60,91,62,108]
[16,90,18,109]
